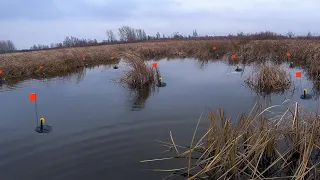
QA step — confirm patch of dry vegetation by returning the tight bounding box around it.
[143,102,320,179]
[1,39,320,82]
[245,62,292,95]
[119,51,156,89]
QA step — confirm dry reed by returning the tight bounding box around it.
[2,39,320,82]
[119,51,156,89]
[245,62,292,95]
[143,102,320,179]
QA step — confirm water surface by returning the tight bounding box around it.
[0,59,318,180]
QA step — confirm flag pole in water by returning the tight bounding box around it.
[232,54,242,72]
[296,72,312,100]
[152,62,167,87]
[29,93,52,133]
[0,69,5,85]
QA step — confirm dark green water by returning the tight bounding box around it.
[0,59,318,180]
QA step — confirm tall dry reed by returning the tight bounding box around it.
[2,39,320,83]
[245,62,292,95]
[119,51,156,89]
[142,102,320,179]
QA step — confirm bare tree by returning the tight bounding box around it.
[287,31,295,38]
[156,32,161,39]
[118,26,137,42]
[0,40,16,54]
[192,29,198,37]
[106,30,116,42]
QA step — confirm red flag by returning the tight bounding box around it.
[286,52,291,57]
[29,93,37,102]
[0,70,2,74]
[152,62,157,68]
[213,47,217,51]
[231,54,236,59]
[296,72,301,78]
[39,66,43,69]
[111,56,115,60]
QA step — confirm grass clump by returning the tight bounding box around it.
[245,62,292,95]
[143,102,320,179]
[119,51,156,89]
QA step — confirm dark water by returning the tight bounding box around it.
[0,59,318,180]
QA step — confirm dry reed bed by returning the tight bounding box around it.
[1,39,320,81]
[119,51,156,89]
[144,103,320,179]
[245,62,292,95]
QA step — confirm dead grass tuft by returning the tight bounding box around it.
[119,51,156,89]
[143,102,320,179]
[245,62,292,95]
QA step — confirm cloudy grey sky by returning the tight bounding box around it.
[0,0,319,49]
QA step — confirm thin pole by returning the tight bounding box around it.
[300,77,303,95]
[35,100,39,126]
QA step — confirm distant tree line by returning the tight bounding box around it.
[2,27,320,54]
[0,40,16,54]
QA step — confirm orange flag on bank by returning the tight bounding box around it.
[111,56,115,60]
[29,93,37,102]
[296,71,301,78]
[286,52,291,57]
[0,70,2,74]
[39,66,43,69]
[213,47,217,51]
[152,62,157,68]
[231,54,236,59]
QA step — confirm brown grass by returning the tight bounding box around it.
[245,62,292,95]
[2,39,320,82]
[119,51,156,89]
[143,102,320,179]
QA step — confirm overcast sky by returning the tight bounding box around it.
[0,0,319,49]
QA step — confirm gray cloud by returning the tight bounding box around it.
[1,0,320,49]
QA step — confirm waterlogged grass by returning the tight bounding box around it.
[245,62,292,95]
[2,39,320,81]
[119,51,156,89]
[143,102,320,179]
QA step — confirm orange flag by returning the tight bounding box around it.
[111,56,115,60]
[82,57,86,61]
[39,66,43,69]
[29,93,37,102]
[286,52,291,57]
[296,72,301,78]
[152,62,157,68]
[231,54,236,59]
[0,70,2,74]
[213,47,217,51]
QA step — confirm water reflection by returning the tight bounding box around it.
[196,59,210,70]
[0,67,89,92]
[127,83,157,111]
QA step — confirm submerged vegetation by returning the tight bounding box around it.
[144,102,320,179]
[245,62,292,95]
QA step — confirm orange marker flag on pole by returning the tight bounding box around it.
[296,72,301,78]
[231,54,236,59]
[0,70,2,74]
[29,93,37,102]
[82,57,86,61]
[152,62,157,68]
[286,52,291,57]
[213,47,217,51]
[111,56,114,60]
[39,66,43,69]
